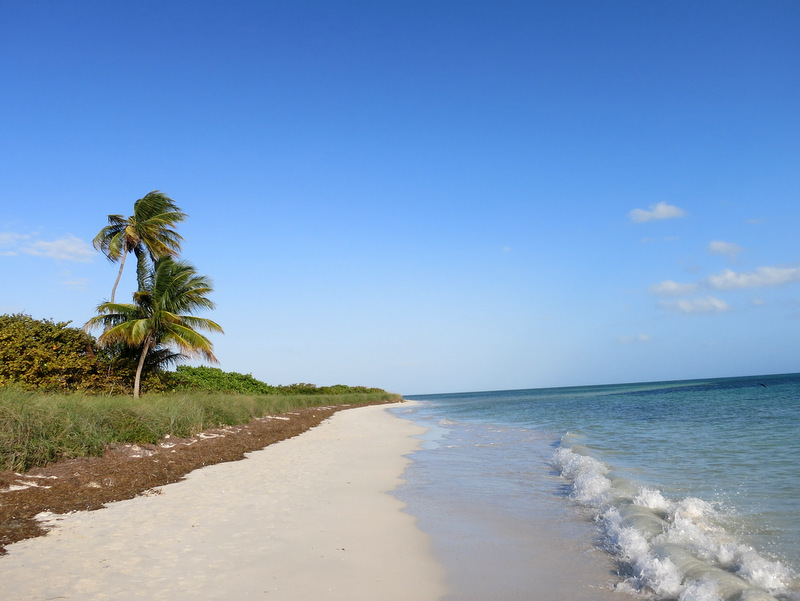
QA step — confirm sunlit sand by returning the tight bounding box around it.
[0,404,446,601]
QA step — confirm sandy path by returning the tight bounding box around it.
[0,403,446,601]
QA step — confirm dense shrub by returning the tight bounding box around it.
[168,366,278,394]
[276,383,387,395]
[0,314,107,392]
[167,366,387,396]
[0,314,182,395]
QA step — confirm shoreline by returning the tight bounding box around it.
[0,403,447,600]
[391,403,627,601]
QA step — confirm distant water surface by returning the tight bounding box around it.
[401,373,800,601]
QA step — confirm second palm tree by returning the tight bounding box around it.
[85,258,224,398]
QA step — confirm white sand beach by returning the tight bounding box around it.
[0,403,446,601]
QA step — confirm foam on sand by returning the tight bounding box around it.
[0,403,446,601]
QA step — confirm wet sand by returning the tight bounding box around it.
[390,405,628,601]
[0,403,446,601]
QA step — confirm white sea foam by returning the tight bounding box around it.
[678,579,724,601]
[552,446,611,506]
[635,487,671,512]
[552,445,796,601]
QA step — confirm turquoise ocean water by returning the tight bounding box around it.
[401,373,800,601]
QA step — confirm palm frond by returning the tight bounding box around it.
[177,315,224,334]
[85,242,222,397]
[161,323,218,363]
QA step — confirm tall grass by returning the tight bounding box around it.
[0,387,400,472]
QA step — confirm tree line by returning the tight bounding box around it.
[0,314,382,396]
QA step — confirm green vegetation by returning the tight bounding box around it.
[0,192,396,473]
[0,314,395,472]
[170,366,389,396]
[0,313,175,395]
[85,258,224,398]
[0,314,390,398]
[0,386,399,472]
[170,366,277,394]
[88,191,216,397]
[0,313,111,392]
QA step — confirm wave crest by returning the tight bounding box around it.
[552,446,797,601]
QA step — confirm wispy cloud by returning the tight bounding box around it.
[707,266,800,290]
[649,280,699,297]
[708,240,743,260]
[60,277,91,291]
[629,202,686,223]
[650,264,800,314]
[23,235,94,262]
[1,232,94,263]
[641,236,680,244]
[0,232,29,244]
[0,232,29,255]
[618,334,652,344]
[659,297,730,314]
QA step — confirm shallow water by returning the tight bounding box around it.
[397,373,800,601]
[392,410,624,601]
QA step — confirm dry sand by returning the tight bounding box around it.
[0,403,446,601]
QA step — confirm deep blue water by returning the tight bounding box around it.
[403,373,800,601]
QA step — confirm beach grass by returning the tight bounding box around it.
[0,387,400,472]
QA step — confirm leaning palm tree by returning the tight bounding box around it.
[93,191,187,303]
[85,258,223,398]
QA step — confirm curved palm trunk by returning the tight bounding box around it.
[133,334,152,399]
[110,251,128,304]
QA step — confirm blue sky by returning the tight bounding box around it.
[1,1,798,394]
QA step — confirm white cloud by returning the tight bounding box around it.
[2,232,93,262]
[19,235,93,263]
[0,233,25,243]
[629,202,686,223]
[708,240,743,260]
[707,266,800,290]
[649,280,699,297]
[61,277,91,291]
[0,232,29,252]
[618,334,653,344]
[659,297,730,314]
[641,236,680,244]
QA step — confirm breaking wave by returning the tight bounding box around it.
[552,444,799,601]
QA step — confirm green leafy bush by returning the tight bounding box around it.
[0,314,177,395]
[168,366,278,394]
[167,366,387,396]
[0,314,107,392]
